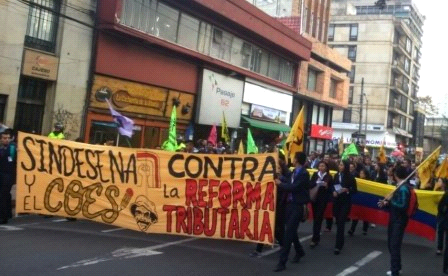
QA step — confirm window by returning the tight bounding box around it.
[348,86,354,104]
[197,21,212,54]
[309,13,314,35]
[307,68,318,91]
[0,95,6,123]
[279,59,294,85]
[405,37,412,53]
[14,76,47,134]
[343,108,352,123]
[155,3,179,43]
[348,65,356,83]
[210,28,232,61]
[302,8,308,34]
[329,78,337,98]
[178,13,200,50]
[349,24,358,41]
[404,58,410,74]
[328,24,335,41]
[251,46,269,76]
[348,46,357,62]
[25,0,61,53]
[402,77,409,92]
[268,54,281,80]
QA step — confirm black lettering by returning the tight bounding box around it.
[185,155,203,178]
[35,139,48,173]
[74,148,86,178]
[21,136,36,171]
[44,178,64,212]
[204,157,222,178]
[109,151,124,183]
[24,195,31,211]
[64,180,84,216]
[82,182,103,219]
[95,150,109,183]
[258,156,277,181]
[126,154,137,184]
[241,157,258,181]
[168,154,185,178]
[103,185,120,223]
[59,146,75,176]
[224,157,243,179]
[48,142,62,175]
[85,150,98,180]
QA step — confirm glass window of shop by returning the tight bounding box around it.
[14,77,47,134]
[119,0,295,86]
[89,122,142,147]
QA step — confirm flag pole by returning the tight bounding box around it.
[116,133,120,147]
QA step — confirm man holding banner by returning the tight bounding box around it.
[274,152,310,272]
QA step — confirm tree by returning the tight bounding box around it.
[417,96,439,115]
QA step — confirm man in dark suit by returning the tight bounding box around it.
[274,152,310,272]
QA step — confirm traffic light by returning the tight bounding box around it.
[375,0,387,10]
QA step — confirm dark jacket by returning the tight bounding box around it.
[310,171,333,200]
[0,142,17,182]
[278,166,310,205]
[332,172,357,201]
[389,183,411,221]
[438,192,448,229]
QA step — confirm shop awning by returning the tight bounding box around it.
[242,116,290,132]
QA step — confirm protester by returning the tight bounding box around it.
[437,179,448,256]
[378,165,412,276]
[48,122,65,139]
[374,163,388,184]
[274,152,310,272]
[348,168,371,236]
[309,161,333,248]
[308,151,320,169]
[332,160,357,255]
[0,129,17,224]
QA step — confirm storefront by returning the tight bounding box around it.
[86,74,195,148]
[240,81,292,149]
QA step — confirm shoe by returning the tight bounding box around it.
[370,223,376,228]
[273,264,286,272]
[437,250,442,255]
[291,252,305,263]
[334,249,340,255]
[362,231,367,236]
[348,230,354,236]
[310,241,318,248]
[386,270,402,276]
[249,251,261,258]
[0,219,8,224]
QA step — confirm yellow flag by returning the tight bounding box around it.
[378,138,387,164]
[221,111,230,144]
[417,146,441,189]
[338,134,344,156]
[435,156,448,179]
[284,106,304,163]
[237,140,244,155]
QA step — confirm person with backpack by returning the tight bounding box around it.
[0,129,17,224]
[437,181,448,274]
[378,165,415,276]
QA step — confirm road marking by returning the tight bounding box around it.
[57,237,198,270]
[53,219,68,222]
[0,225,24,231]
[258,234,313,258]
[335,250,382,276]
[101,228,124,233]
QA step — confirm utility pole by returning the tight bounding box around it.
[358,78,364,143]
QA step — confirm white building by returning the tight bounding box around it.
[0,0,95,139]
[329,0,424,153]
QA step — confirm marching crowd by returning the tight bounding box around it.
[1,124,448,275]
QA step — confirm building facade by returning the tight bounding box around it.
[424,116,448,156]
[0,0,95,139]
[88,0,312,148]
[329,0,424,155]
[248,0,352,154]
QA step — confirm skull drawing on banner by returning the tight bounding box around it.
[130,195,158,232]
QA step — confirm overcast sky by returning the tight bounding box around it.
[412,0,446,102]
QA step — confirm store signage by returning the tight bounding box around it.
[197,69,244,128]
[22,49,59,81]
[250,104,287,124]
[91,75,195,121]
[310,125,333,140]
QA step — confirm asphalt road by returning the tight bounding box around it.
[0,214,445,276]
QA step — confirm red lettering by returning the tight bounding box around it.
[198,179,208,208]
[227,209,240,239]
[176,206,188,233]
[240,209,253,240]
[218,181,231,208]
[218,208,229,238]
[262,182,275,211]
[259,211,273,243]
[193,207,204,235]
[253,210,259,240]
[204,207,217,236]
[186,206,193,234]
[162,205,176,232]
[185,179,198,207]
[208,179,219,208]
[246,182,261,210]
[232,181,245,209]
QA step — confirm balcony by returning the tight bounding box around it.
[391,59,410,77]
[388,99,407,115]
[392,40,408,58]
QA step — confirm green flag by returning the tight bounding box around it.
[162,107,177,152]
[246,128,258,154]
[341,143,358,160]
